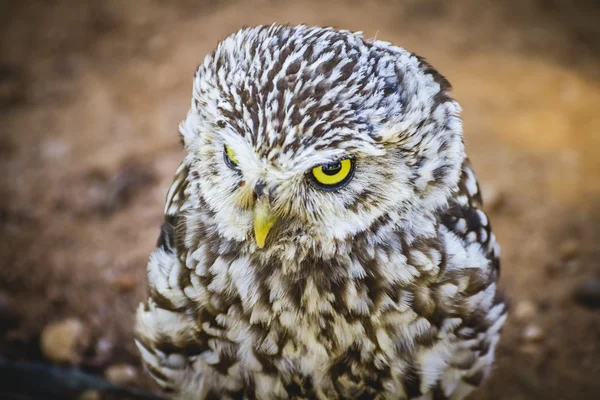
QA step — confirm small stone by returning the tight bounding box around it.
[513,300,536,321]
[104,363,138,386]
[573,278,600,309]
[114,273,137,292]
[558,239,580,261]
[95,338,114,360]
[521,324,545,343]
[40,318,91,364]
[78,390,101,400]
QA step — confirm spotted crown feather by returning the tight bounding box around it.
[135,24,506,400]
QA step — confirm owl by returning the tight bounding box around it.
[135,25,506,400]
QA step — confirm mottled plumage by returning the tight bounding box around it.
[135,25,506,400]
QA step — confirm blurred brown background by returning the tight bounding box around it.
[1,0,599,399]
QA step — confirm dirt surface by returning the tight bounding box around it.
[1,0,600,399]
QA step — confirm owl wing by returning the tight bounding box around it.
[155,161,190,254]
[135,162,201,393]
[430,159,506,399]
[163,161,190,218]
[441,159,501,275]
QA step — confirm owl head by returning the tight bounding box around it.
[179,25,465,255]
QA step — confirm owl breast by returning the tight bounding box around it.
[136,161,505,400]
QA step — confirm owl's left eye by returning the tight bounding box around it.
[224,145,238,169]
[309,158,355,191]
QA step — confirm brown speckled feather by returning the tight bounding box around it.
[135,25,506,400]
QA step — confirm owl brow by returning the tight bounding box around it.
[304,155,354,171]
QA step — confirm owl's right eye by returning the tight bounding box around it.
[309,158,355,191]
[224,145,238,169]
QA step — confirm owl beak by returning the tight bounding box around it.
[253,196,276,248]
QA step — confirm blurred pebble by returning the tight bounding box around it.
[513,300,536,321]
[78,390,101,400]
[0,291,19,329]
[521,324,545,343]
[573,278,600,309]
[104,363,138,386]
[558,239,580,261]
[40,318,90,364]
[114,273,137,292]
[95,337,114,360]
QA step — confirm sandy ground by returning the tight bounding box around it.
[1,0,600,399]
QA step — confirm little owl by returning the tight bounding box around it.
[135,24,506,400]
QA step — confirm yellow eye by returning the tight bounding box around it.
[224,145,238,169]
[310,158,355,191]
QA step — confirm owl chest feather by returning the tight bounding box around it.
[177,226,485,393]
[136,163,505,399]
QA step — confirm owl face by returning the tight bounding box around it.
[179,25,465,250]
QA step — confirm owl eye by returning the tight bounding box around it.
[224,145,238,169]
[309,158,355,191]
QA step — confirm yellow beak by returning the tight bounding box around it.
[253,197,276,248]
